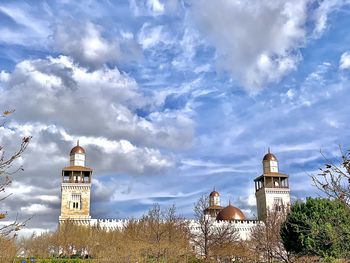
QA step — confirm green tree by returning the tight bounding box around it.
[281,197,350,259]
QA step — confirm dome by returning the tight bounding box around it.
[210,191,220,197]
[263,152,277,161]
[70,141,85,155]
[216,204,245,221]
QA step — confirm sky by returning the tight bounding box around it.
[1,0,350,235]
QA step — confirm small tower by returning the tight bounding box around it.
[209,188,220,207]
[59,141,92,224]
[69,140,85,166]
[254,149,290,221]
[263,148,278,174]
[204,189,223,219]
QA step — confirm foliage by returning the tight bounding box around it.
[281,197,350,259]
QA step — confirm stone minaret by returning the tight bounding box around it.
[254,149,290,221]
[59,141,92,224]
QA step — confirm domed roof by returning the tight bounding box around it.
[216,204,245,221]
[263,148,277,161]
[263,153,277,161]
[70,141,85,155]
[210,191,220,197]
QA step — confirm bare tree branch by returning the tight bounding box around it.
[310,147,350,205]
[0,110,31,241]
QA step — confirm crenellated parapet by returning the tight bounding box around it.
[188,218,261,240]
[215,219,259,224]
[90,218,129,230]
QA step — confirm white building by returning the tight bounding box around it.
[59,143,291,239]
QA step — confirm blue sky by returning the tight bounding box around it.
[1,0,350,234]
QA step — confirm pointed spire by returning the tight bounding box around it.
[77,139,79,146]
[229,199,231,205]
[268,147,270,153]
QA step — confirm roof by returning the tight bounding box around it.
[70,145,85,155]
[70,141,85,155]
[205,205,223,211]
[263,153,277,161]
[62,166,92,172]
[254,172,289,181]
[216,204,245,221]
[209,191,220,197]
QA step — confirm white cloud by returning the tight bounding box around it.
[171,28,202,70]
[0,115,174,177]
[138,24,165,49]
[36,195,60,203]
[311,0,350,37]
[0,4,50,47]
[339,51,350,70]
[21,204,53,214]
[0,55,194,150]
[53,22,122,68]
[280,62,337,109]
[129,0,180,17]
[188,0,349,92]
[189,0,308,92]
[148,0,165,13]
[121,31,134,39]
[0,71,10,82]
[0,55,195,233]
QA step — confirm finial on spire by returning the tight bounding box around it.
[77,139,79,146]
[229,200,231,205]
[268,147,270,153]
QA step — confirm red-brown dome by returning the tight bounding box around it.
[70,145,85,155]
[210,191,220,197]
[70,141,85,155]
[216,204,245,221]
[263,153,277,161]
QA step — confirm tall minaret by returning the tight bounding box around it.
[59,141,92,224]
[254,149,290,221]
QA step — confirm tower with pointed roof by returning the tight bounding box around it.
[59,141,92,224]
[254,149,290,221]
[204,189,223,218]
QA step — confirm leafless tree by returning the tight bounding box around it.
[250,207,291,263]
[22,232,53,259]
[124,203,192,262]
[0,110,31,260]
[191,194,239,260]
[0,234,17,262]
[311,147,350,205]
